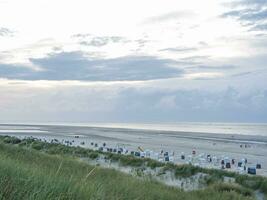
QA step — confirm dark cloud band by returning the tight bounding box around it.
[0,52,184,81]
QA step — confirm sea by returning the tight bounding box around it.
[0,122,266,136]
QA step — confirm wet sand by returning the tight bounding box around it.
[1,123,267,176]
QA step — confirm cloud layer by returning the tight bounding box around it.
[0,72,266,123]
[0,27,13,37]
[0,52,184,81]
[221,0,267,31]
[0,0,267,122]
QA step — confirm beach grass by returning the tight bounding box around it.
[0,135,265,199]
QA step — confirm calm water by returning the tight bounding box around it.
[0,122,266,136]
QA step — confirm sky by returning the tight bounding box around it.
[0,0,267,123]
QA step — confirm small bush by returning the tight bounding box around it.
[260,179,267,194]
[31,141,45,150]
[212,183,253,197]
[24,137,36,143]
[105,153,120,161]
[174,164,199,177]
[146,159,164,169]
[235,175,262,190]
[3,136,21,144]
[88,152,99,159]
[74,147,91,157]
[119,155,144,167]
[204,174,223,185]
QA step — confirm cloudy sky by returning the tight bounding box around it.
[0,0,267,123]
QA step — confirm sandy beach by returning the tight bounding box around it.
[1,123,267,176]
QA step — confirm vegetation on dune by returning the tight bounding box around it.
[212,183,253,197]
[0,135,266,199]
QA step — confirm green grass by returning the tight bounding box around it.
[0,135,265,199]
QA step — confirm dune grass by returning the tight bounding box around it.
[0,136,264,199]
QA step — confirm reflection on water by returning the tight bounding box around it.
[0,130,48,133]
[0,122,266,136]
[42,122,267,136]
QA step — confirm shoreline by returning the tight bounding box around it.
[1,123,267,144]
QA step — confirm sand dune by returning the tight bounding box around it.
[1,123,266,176]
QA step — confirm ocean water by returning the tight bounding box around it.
[1,122,266,136]
[74,122,267,136]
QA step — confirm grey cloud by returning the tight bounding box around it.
[74,35,126,47]
[222,8,267,21]
[251,23,267,31]
[183,64,238,77]
[71,33,92,38]
[135,39,150,48]
[222,9,249,18]
[0,27,13,37]
[80,40,107,47]
[198,41,208,46]
[221,1,267,31]
[177,56,211,66]
[52,46,63,52]
[112,86,267,122]
[241,9,267,21]
[0,63,32,79]
[231,71,253,77]
[1,71,266,123]
[231,68,267,77]
[192,65,237,70]
[0,51,184,81]
[180,56,210,61]
[229,0,267,7]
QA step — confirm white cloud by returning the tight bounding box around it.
[0,0,264,61]
[0,0,267,122]
[183,72,224,80]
